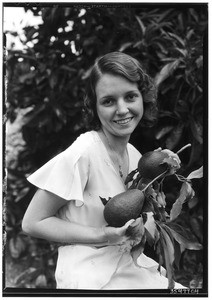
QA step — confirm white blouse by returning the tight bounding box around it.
[27,131,185,290]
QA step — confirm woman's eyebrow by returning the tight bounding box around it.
[99,95,114,101]
[101,90,139,98]
[125,90,140,93]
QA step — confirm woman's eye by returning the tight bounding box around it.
[126,93,137,101]
[102,98,114,106]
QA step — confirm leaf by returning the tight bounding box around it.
[165,222,202,250]
[161,224,182,270]
[173,239,182,270]
[195,55,203,68]
[99,196,109,206]
[128,173,142,189]
[170,182,195,221]
[126,217,145,243]
[15,267,37,285]
[155,125,174,140]
[9,236,26,259]
[162,156,180,169]
[157,252,164,275]
[131,234,146,267]
[141,198,155,213]
[156,191,166,207]
[35,274,47,287]
[159,226,175,289]
[49,73,58,89]
[118,42,133,52]
[154,59,180,87]
[144,212,157,245]
[190,119,203,144]
[60,65,76,73]
[189,217,203,243]
[175,48,188,57]
[124,168,138,185]
[15,187,30,202]
[165,123,184,150]
[19,72,35,84]
[187,166,203,180]
[135,16,146,35]
[189,8,199,22]
[167,32,185,47]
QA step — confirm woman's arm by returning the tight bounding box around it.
[22,189,108,244]
[22,189,134,246]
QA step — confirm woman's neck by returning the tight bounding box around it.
[99,128,129,158]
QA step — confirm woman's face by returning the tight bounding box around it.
[96,73,144,138]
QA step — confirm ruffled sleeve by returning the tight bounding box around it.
[27,142,90,207]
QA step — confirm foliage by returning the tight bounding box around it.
[125,158,203,289]
[4,4,207,290]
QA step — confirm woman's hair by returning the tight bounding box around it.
[83,51,158,130]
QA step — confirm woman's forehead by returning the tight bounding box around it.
[95,74,138,97]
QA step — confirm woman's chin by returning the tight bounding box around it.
[111,125,137,138]
[113,120,139,135]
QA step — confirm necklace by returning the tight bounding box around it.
[101,130,125,179]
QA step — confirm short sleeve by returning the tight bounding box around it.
[27,145,90,207]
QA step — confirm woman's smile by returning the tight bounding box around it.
[113,116,134,126]
[96,74,144,139]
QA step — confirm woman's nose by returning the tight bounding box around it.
[116,99,129,115]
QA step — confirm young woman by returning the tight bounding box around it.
[22,52,184,290]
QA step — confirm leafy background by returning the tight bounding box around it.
[4,3,207,291]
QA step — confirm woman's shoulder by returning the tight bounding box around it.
[127,143,141,172]
[127,142,142,159]
[63,130,99,158]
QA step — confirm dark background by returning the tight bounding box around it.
[4,3,207,293]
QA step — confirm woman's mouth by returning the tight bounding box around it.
[113,117,134,125]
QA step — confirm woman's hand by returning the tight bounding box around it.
[103,219,134,246]
[103,217,144,248]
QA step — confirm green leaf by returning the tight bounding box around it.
[187,166,203,180]
[170,182,195,221]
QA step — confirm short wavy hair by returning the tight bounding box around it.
[83,52,158,130]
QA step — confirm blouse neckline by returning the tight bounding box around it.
[92,130,130,188]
